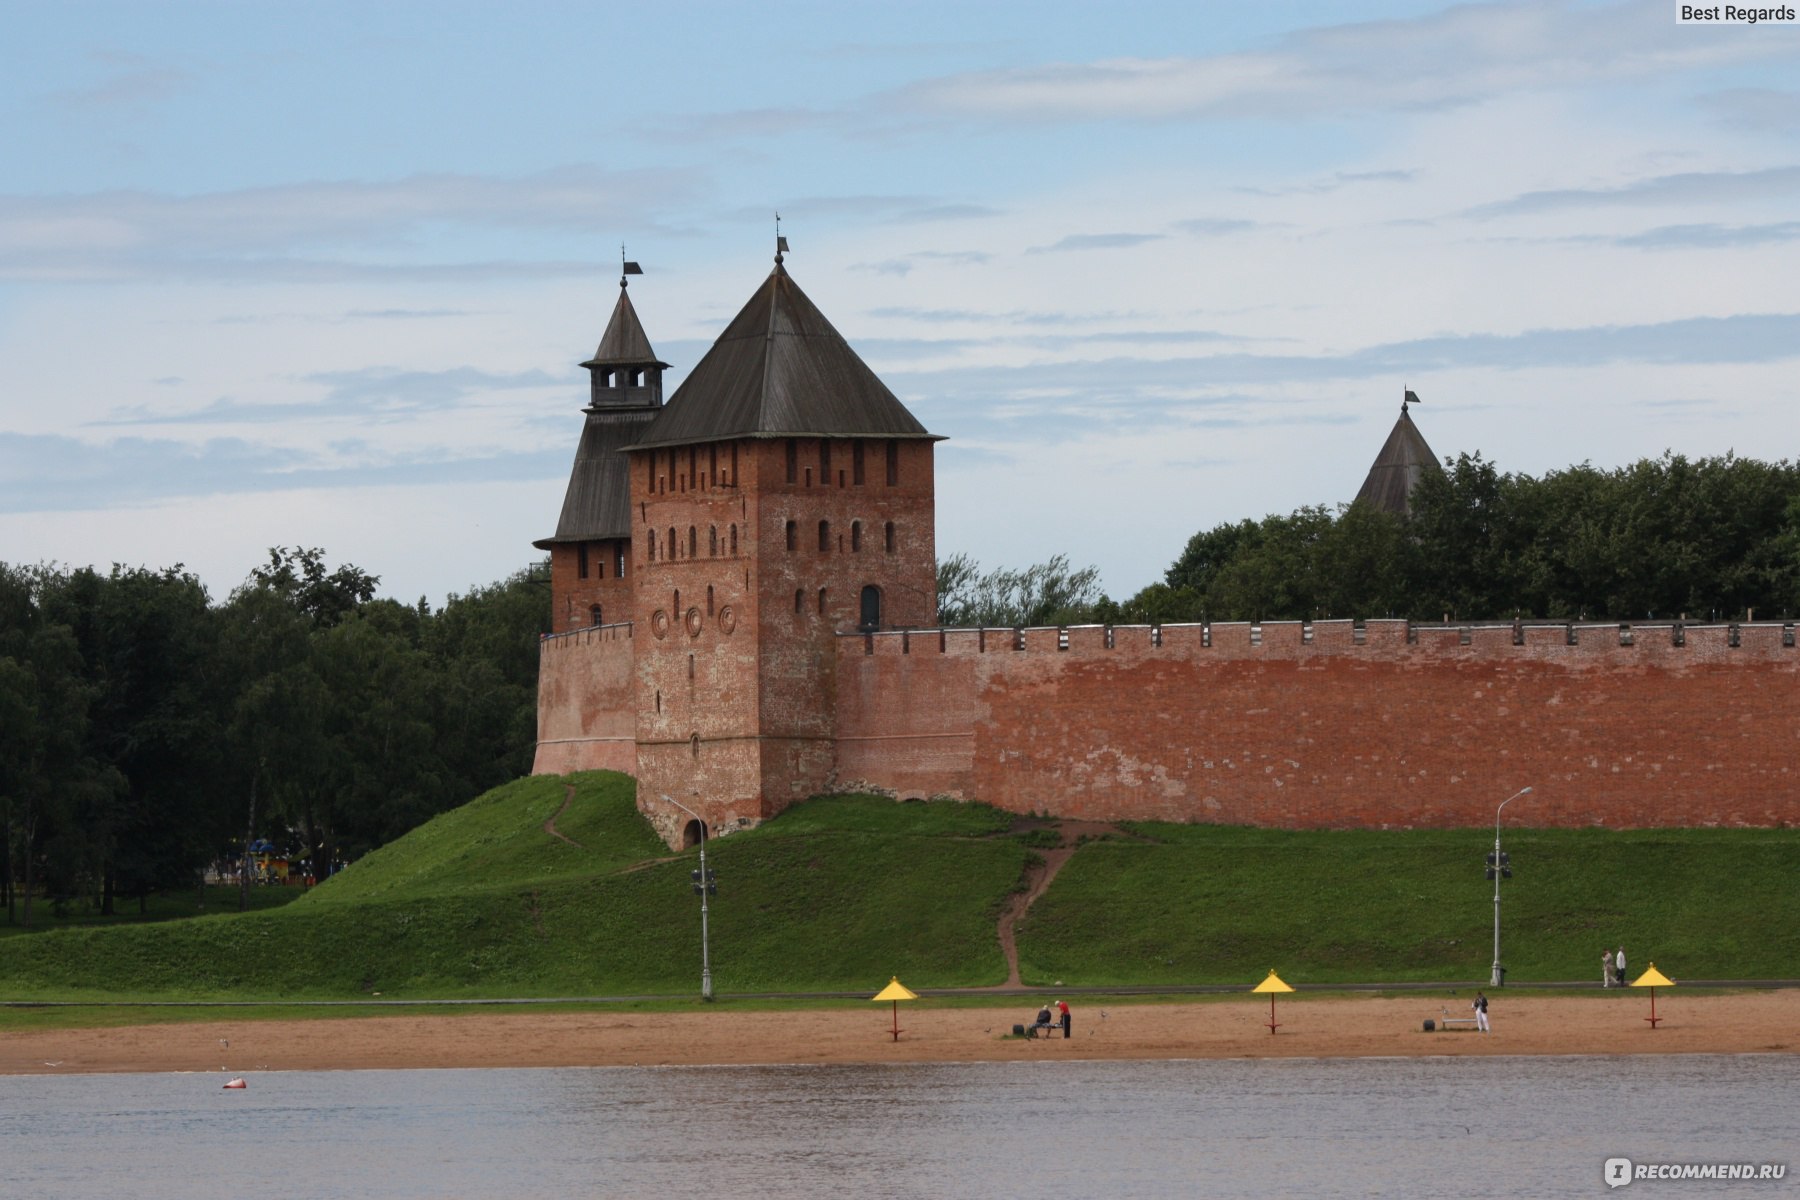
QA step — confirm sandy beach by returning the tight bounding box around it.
[2,991,1793,1076]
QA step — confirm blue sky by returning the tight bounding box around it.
[4,0,1798,605]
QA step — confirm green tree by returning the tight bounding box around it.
[936,554,1102,627]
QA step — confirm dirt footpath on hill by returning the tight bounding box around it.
[3,991,1794,1076]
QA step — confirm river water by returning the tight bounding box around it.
[3,1055,1793,1198]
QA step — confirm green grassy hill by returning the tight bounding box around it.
[1018,823,1800,985]
[0,776,1028,1000]
[0,773,1793,1002]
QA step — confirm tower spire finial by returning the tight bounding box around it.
[774,212,789,264]
[619,243,642,289]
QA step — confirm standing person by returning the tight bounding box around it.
[1615,945,1627,987]
[1602,949,1614,988]
[1057,998,1071,1039]
[1472,991,1490,1033]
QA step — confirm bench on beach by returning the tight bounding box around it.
[1423,1015,1480,1032]
[1012,1022,1060,1039]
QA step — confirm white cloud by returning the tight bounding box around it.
[0,166,707,282]
[892,1,1795,123]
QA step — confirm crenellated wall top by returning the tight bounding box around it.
[839,618,1800,664]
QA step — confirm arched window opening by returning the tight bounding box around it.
[859,586,880,631]
[709,526,718,556]
[688,526,697,557]
[690,731,700,757]
[590,604,603,627]
[884,521,895,553]
[648,530,657,562]
[785,520,797,551]
[706,585,714,615]
[729,524,738,556]
[577,542,589,579]
[818,520,830,552]
[616,544,627,578]
[851,521,862,552]
[681,818,705,849]
[818,587,828,615]
[668,527,678,559]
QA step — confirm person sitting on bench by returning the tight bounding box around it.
[1030,1004,1056,1037]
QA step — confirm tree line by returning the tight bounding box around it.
[0,548,547,926]
[939,452,1800,628]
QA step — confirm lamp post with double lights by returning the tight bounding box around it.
[1490,786,1532,987]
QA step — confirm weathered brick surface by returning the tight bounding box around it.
[547,540,634,634]
[532,624,637,775]
[832,621,1800,829]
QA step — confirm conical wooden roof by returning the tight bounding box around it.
[582,284,667,372]
[632,261,934,450]
[1354,403,1440,515]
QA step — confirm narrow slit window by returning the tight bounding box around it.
[884,521,895,553]
[786,439,797,483]
[785,520,797,551]
[886,439,899,486]
[851,521,862,552]
[818,520,830,552]
[853,441,865,485]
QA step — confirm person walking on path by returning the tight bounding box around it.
[1603,949,1614,988]
[1615,946,1627,987]
[1473,991,1490,1033]
[1057,998,1071,1039]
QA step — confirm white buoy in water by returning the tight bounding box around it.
[223,1077,247,1089]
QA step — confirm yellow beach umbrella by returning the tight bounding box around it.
[1252,969,1295,1034]
[1629,962,1675,1029]
[872,976,919,1042]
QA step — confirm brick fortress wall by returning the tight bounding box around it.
[833,618,1800,828]
[533,622,637,776]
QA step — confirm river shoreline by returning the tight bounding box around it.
[2,991,1793,1075]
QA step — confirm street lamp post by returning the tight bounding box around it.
[1490,786,1532,987]
[663,795,714,1001]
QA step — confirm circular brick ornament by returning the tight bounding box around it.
[651,609,670,639]
[685,607,703,637]
[718,605,736,635]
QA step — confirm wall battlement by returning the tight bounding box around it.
[846,619,1799,663]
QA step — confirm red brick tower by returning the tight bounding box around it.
[625,251,940,845]
[535,266,667,632]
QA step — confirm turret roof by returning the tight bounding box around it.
[631,261,934,450]
[582,284,668,370]
[1354,402,1440,515]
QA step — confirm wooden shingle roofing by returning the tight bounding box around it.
[1354,403,1440,515]
[631,261,935,450]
